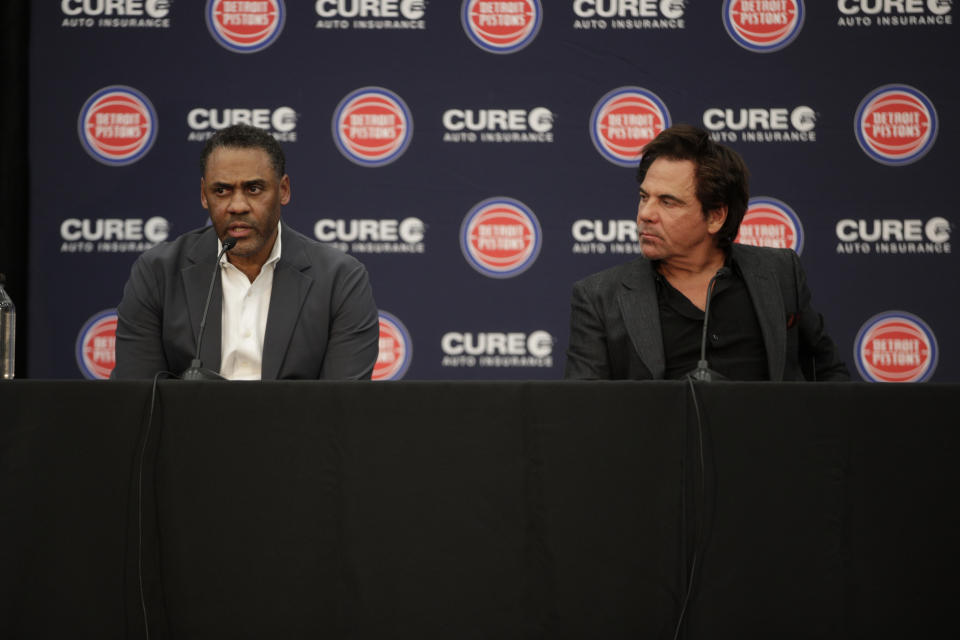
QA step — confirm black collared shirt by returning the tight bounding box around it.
[655,259,769,380]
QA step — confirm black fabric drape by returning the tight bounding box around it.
[3,381,958,638]
[0,1,29,377]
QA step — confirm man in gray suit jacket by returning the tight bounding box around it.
[565,125,848,381]
[112,125,379,380]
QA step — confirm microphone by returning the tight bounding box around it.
[181,236,237,380]
[687,266,731,382]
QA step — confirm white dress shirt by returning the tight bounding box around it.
[218,232,282,380]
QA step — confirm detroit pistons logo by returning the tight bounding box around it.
[735,197,804,254]
[461,197,542,278]
[723,0,804,53]
[206,0,285,53]
[461,0,542,54]
[75,309,118,380]
[590,87,671,168]
[333,87,413,167]
[373,311,412,381]
[77,86,157,166]
[855,311,938,383]
[855,85,938,166]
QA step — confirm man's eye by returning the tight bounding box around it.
[248,185,261,194]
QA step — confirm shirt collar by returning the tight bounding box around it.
[652,251,741,294]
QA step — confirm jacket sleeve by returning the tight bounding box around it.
[111,255,170,380]
[318,260,379,380]
[791,251,850,381]
[564,279,612,380]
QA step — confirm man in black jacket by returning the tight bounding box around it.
[564,124,848,381]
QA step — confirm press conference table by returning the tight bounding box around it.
[1,380,957,639]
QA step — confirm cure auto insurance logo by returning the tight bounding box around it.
[590,86,671,167]
[78,86,158,166]
[461,0,542,53]
[333,87,413,167]
[855,84,938,166]
[854,311,938,383]
[723,0,805,52]
[206,0,286,53]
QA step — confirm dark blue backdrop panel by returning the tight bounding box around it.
[29,2,958,381]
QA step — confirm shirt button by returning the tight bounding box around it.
[242,329,251,338]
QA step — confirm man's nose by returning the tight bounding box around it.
[226,190,249,214]
[637,200,657,224]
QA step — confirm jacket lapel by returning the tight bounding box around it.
[182,228,223,373]
[261,224,313,380]
[618,260,666,379]
[733,246,786,381]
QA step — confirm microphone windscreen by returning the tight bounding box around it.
[222,236,238,251]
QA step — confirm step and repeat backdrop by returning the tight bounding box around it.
[28,1,957,381]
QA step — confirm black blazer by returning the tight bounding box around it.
[564,244,849,381]
[112,222,379,380]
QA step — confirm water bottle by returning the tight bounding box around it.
[0,273,15,380]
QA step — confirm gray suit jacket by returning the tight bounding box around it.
[564,244,848,381]
[111,223,379,380]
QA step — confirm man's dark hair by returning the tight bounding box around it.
[636,124,749,248]
[200,124,286,179]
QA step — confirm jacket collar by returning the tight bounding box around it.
[730,245,786,381]
[618,258,666,379]
[182,227,222,373]
[261,224,314,380]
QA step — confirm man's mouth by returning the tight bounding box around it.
[227,224,254,238]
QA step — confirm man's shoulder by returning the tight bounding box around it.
[574,257,651,291]
[281,223,365,271]
[134,226,212,270]
[731,243,798,271]
[140,227,213,263]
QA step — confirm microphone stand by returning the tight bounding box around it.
[687,266,730,382]
[674,265,730,639]
[181,236,237,380]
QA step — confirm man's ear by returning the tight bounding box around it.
[707,205,728,234]
[200,177,208,209]
[279,174,291,206]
